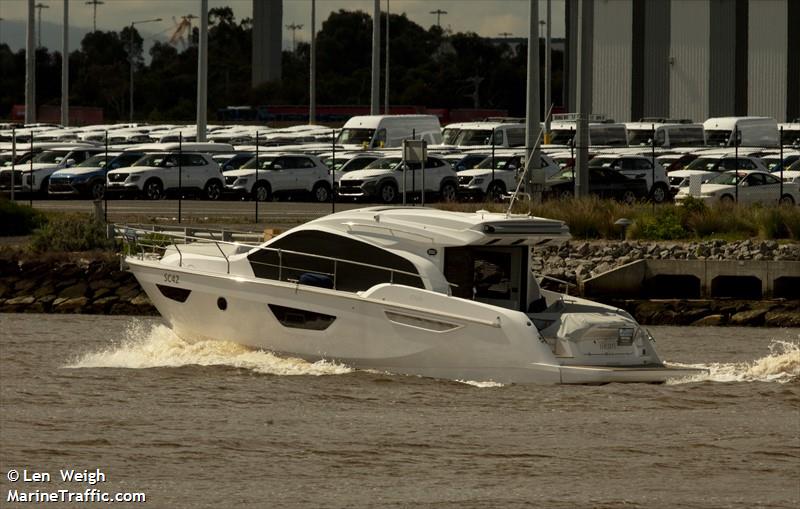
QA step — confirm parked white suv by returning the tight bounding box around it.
[106,152,224,200]
[223,153,332,202]
[587,154,670,202]
[338,155,458,204]
[457,152,561,200]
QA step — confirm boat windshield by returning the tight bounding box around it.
[337,128,375,145]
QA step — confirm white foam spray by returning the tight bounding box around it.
[666,340,800,384]
[66,320,353,376]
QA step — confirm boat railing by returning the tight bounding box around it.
[113,224,424,291]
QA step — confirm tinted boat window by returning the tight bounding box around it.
[248,231,423,291]
[268,304,335,330]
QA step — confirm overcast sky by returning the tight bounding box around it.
[0,0,566,51]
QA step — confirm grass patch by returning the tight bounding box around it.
[0,199,47,236]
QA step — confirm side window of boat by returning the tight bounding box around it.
[247,231,424,291]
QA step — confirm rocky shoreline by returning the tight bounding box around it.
[0,239,798,326]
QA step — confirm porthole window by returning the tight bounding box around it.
[217,297,227,310]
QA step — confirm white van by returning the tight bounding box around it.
[438,122,527,149]
[625,122,705,148]
[336,115,442,150]
[548,121,628,148]
[703,117,779,148]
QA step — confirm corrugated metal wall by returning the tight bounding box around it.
[669,0,710,121]
[642,0,670,119]
[592,0,633,121]
[708,0,737,117]
[748,0,787,121]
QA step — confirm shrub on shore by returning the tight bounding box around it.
[437,197,800,240]
[30,213,113,252]
[0,199,47,236]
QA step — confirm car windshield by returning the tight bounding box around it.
[441,128,460,145]
[627,130,654,146]
[77,154,111,167]
[454,129,494,146]
[240,156,276,170]
[549,129,575,145]
[365,157,401,170]
[788,160,800,171]
[336,128,375,145]
[133,154,175,167]
[108,153,144,169]
[708,172,744,185]
[31,150,69,164]
[588,157,615,168]
[476,156,514,170]
[341,157,377,172]
[685,157,720,171]
[705,129,731,146]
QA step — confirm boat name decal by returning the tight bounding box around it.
[163,272,180,284]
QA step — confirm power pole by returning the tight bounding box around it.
[61,0,68,126]
[384,0,390,114]
[309,0,316,124]
[371,0,380,115]
[286,23,303,52]
[196,0,208,141]
[85,0,104,32]
[430,9,447,28]
[544,0,552,141]
[35,3,49,48]
[25,0,36,124]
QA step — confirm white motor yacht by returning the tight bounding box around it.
[121,207,703,384]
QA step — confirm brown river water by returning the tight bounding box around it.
[1,314,798,508]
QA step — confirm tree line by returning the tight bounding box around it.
[0,7,563,122]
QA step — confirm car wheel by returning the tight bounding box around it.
[204,180,222,201]
[143,179,163,200]
[253,182,271,202]
[312,182,331,203]
[487,181,506,202]
[379,182,398,204]
[621,190,638,205]
[439,181,457,202]
[719,194,735,206]
[650,183,668,203]
[779,194,796,206]
[90,180,105,200]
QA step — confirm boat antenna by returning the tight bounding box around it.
[506,102,554,218]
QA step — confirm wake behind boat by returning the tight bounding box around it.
[118,207,705,384]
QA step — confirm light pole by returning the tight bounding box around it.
[128,18,161,122]
[286,23,303,52]
[85,0,104,32]
[384,0,390,114]
[371,0,380,115]
[309,0,316,124]
[197,0,208,141]
[61,0,68,126]
[35,2,49,48]
[544,0,552,142]
[25,0,36,124]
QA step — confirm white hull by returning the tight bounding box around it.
[129,259,701,384]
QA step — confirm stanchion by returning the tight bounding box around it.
[178,132,183,223]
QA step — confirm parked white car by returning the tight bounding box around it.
[587,154,670,202]
[675,170,799,206]
[223,153,332,202]
[0,145,103,194]
[338,155,458,204]
[106,152,224,200]
[457,152,560,200]
[667,155,768,192]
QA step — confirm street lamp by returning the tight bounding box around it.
[34,2,49,48]
[128,17,161,122]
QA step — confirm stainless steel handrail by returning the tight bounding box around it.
[114,224,425,290]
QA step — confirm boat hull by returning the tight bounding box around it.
[128,258,702,385]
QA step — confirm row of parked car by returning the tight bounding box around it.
[1,117,799,207]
